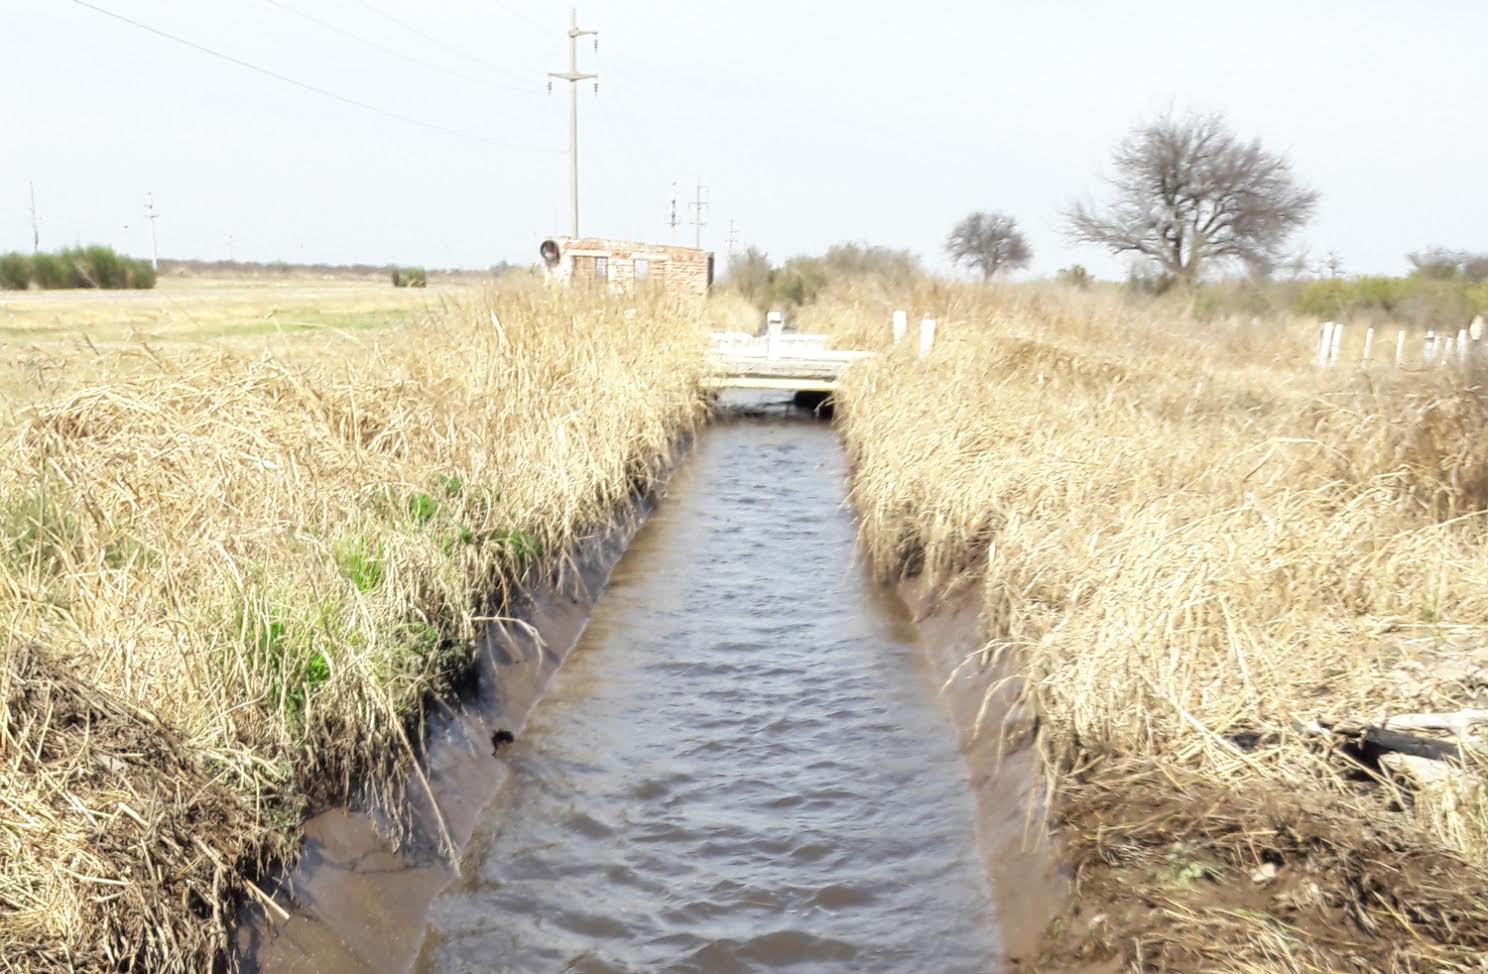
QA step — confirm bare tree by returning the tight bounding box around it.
[1066,112,1319,286]
[947,211,1032,280]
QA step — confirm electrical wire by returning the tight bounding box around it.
[490,0,549,37]
[352,0,535,86]
[594,106,664,205]
[67,0,559,152]
[256,0,539,94]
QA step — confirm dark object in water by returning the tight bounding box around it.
[792,390,834,417]
[491,729,515,755]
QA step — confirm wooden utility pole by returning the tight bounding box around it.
[548,8,597,237]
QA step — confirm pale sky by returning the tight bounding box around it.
[4,1,1485,278]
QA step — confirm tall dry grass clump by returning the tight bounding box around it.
[835,283,1488,971]
[0,287,709,972]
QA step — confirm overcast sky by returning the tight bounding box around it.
[4,1,1485,278]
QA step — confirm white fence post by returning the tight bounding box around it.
[1317,321,1335,367]
[1395,329,1406,369]
[1329,323,1343,367]
[1361,327,1374,368]
[1424,330,1437,365]
[766,311,784,361]
[918,317,937,358]
[1458,329,1469,370]
[892,309,907,344]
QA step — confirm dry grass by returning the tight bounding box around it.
[833,283,1488,970]
[0,274,490,409]
[0,286,709,971]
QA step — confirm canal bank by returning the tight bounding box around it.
[239,398,1063,973]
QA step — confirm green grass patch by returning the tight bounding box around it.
[407,492,440,524]
[334,536,384,592]
[2,488,81,574]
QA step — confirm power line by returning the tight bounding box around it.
[353,0,533,86]
[594,106,660,195]
[67,0,558,152]
[491,0,549,36]
[256,0,538,94]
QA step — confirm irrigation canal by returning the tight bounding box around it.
[412,401,997,972]
[246,397,1000,973]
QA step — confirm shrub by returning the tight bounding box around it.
[29,252,69,288]
[1056,264,1092,288]
[20,246,155,290]
[0,253,31,290]
[391,267,427,288]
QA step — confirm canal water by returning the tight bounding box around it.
[415,404,998,973]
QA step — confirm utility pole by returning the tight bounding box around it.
[726,219,739,257]
[548,8,597,238]
[144,193,159,270]
[689,178,708,250]
[668,181,678,244]
[28,182,39,253]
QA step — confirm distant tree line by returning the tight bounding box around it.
[156,258,527,280]
[723,242,923,309]
[728,108,1483,326]
[0,246,156,290]
[1293,254,1488,327]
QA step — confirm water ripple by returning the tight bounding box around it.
[419,408,997,973]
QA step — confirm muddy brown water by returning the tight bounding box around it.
[241,401,1009,973]
[417,407,998,972]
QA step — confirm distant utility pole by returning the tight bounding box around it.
[28,182,39,253]
[726,218,739,256]
[669,181,678,243]
[145,193,159,270]
[227,234,236,262]
[548,8,597,238]
[690,178,708,250]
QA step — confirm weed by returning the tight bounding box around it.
[407,492,439,524]
[334,536,384,592]
[2,488,80,574]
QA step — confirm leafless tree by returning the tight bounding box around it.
[947,211,1031,280]
[1066,112,1319,286]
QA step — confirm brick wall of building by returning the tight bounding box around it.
[543,237,713,299]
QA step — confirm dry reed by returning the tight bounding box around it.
[833,283,1488,971]
[0,286,709,972]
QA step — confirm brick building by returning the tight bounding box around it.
[539,236,714,298]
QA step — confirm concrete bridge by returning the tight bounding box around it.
[706,332,872,393]
[706,311,935,393]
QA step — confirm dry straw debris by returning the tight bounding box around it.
[833,283,1488,971]
[0,287,708,972]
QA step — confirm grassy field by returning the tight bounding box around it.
[0,274,487,409]
[0,279,710,971]
[830,284,1488,972]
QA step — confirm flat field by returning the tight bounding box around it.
[0,273,483,407]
